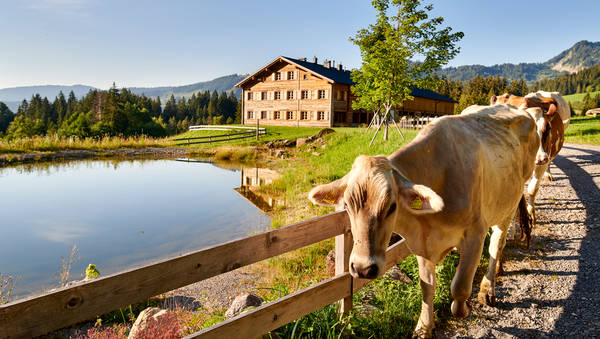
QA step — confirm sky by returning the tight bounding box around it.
[1,0,599,89]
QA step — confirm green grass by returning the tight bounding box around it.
[565,115,600,145]
[174,125,324,147]
[563,91,600,104]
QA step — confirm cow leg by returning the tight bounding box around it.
[544,161,554,181]
[451,232,485,318]
[526,163,549,226]
[478,224,508,307]
[414,256,436,339]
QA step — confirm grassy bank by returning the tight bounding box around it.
[0,134,173,154]
[564,115,600,145]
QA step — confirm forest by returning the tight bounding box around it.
[0,85,239,138]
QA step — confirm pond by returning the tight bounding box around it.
[0,158,274,299]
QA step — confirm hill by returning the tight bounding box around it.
[128,74,246,101]
[0,74,247,112]
[441,40,600,82]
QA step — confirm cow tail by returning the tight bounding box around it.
[518,195,532,249]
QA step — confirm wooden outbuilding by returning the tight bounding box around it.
[236,56,456,127]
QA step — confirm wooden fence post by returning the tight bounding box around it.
[256,119,260,141]
[335,227,353,317]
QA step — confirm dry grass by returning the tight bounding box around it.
[0,134,174,154]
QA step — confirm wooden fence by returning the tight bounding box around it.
[397,114,439,129]
[174,125,266,145]
[0,211,411,338]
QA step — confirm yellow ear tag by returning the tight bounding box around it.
[323,193,337,205]
[410,196,423,210]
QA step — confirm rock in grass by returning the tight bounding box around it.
[296,138,308,147]
[384,266,412,284]
[128,307,179,339]
[326,249,336,275]
[225,294,263,319]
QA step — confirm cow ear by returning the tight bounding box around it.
[544,103,557,117]
[399,182,444,215]
[490,95,497,105]
[309,176,347,207]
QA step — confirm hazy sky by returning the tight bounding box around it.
[1,0,598,89]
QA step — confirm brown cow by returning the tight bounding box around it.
[490,93,565,229]
[309,105,538,338]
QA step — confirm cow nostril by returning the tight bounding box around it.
[350,262,355,272]
[365,264,379,279]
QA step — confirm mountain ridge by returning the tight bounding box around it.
[440,40,600,82]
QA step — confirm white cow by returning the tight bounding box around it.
[309,105,538,338]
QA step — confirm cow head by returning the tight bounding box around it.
[308,155,444,279]
[525,102,557,165]
[490,93,558,166]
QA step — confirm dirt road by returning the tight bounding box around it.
[439,144,600,338]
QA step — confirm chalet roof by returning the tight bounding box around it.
[236,56,456,103]
[283,56,354,85]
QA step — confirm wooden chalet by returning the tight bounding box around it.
[236,56,456,127]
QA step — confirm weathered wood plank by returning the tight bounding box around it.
[335,230,353,315]
[194,238,410,338]
[0,211,350,338]
[188,273,352,339]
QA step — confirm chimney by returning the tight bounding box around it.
[324,59,331,68]
[332,60,336,68]
[337,63,343,71]
[299,57,307,61]
[313,56,318,63]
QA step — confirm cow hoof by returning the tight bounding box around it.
[451,300,470,318]
[544,173,554,181]
[478,292,496,307]
[412,328,433,339]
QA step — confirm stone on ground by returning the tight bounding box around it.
[225,294,263,319]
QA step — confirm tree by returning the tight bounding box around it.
[350,0,463,142]
[0,102,14,134]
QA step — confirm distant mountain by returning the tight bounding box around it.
[0,74,247,112]
[0,85,95,111]
[128,74,246,101]
[441,40,600,82]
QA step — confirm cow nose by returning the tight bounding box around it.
[357,264,379,279]
[536,153,549,165]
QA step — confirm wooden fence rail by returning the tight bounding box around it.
[0,211,411,338]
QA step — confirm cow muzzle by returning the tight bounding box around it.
[350,262,379,279]
[535,152,549,165]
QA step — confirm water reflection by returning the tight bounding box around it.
[235,167,281,212]
[0,158,271,298]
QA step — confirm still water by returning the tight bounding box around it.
[0,159,272,298]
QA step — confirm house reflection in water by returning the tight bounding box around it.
[234,167,281,212]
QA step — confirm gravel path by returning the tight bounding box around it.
[438,143,600,338]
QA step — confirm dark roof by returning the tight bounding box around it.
[409,87,457,103]
[283,56,354,85]
[237,55,456,103]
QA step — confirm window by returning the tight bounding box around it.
[334,111,345,123]
[274,111,281,120]
[261,92,267,100]
[286,111,294,120]
[261,111,267,119]
[301,111,308,120]
[287,71,295,80]
[247,92,253,100]
[303,74,308,80]
[343,91,348,101]
[247,111,254,119]
[317,111,326,120]
[287,91,294,100]
[274,91,281,100]
[275,72,282,81]
[301,90,310,99]
[336,90,341,101]
[318,90,326,99]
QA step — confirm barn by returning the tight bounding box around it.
[236,56,456,127]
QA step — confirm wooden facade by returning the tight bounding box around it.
[236,56,455,127]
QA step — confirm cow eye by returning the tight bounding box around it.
[344,202,348,210]
[386,203,397,217]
